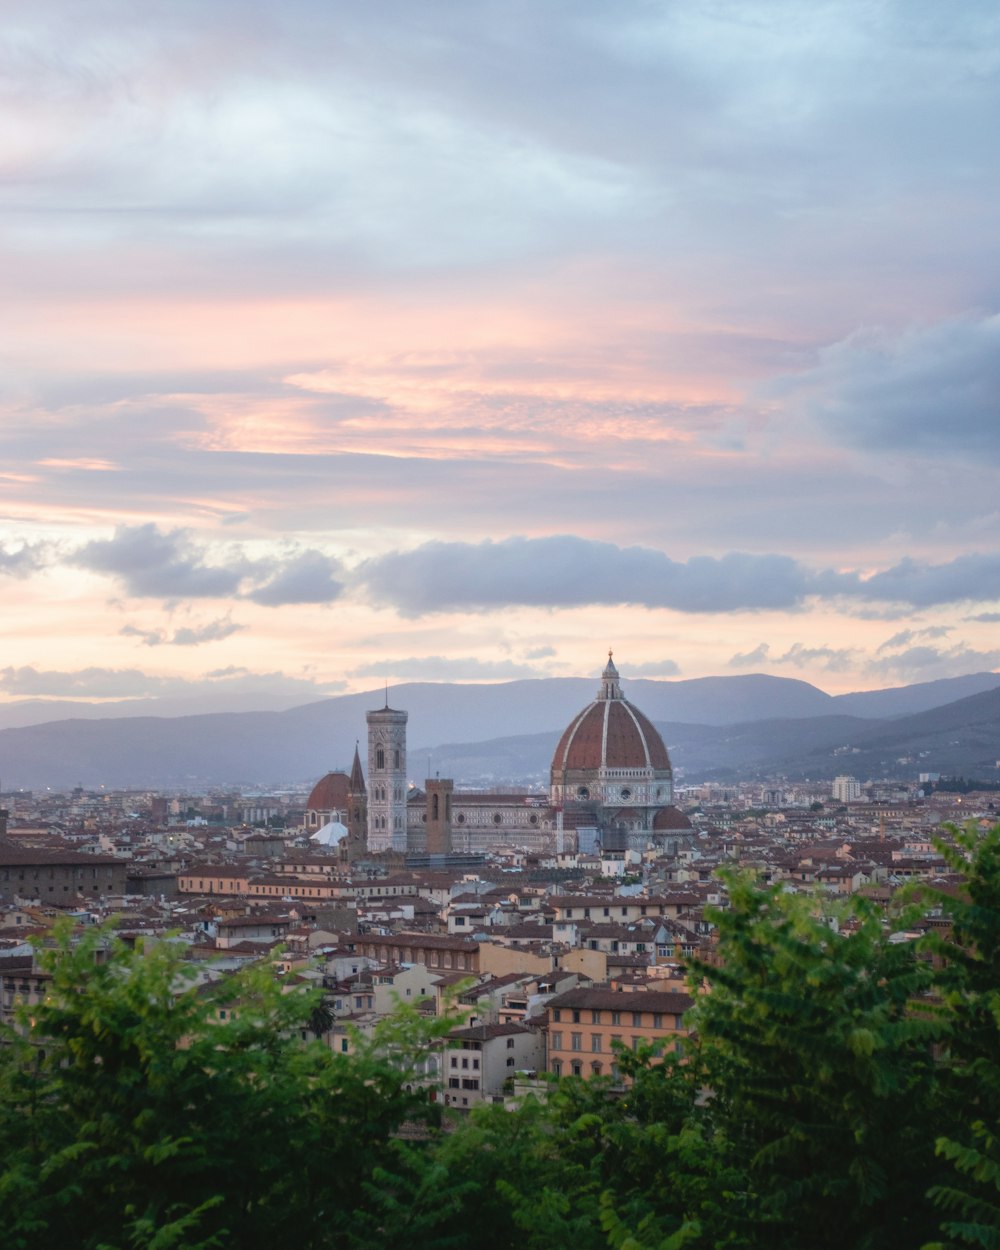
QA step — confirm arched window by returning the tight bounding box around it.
[376,745,385,770]
[445,794,451,820]
[432,794,439,820]
[394,748,400,768]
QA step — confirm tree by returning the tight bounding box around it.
[682,874,944,1250]
[0,923,450,1250]
[920,822,1000,1249]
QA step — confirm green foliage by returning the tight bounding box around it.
[921,823,1000,1249]
[684,874,944,1250]
[0,923,449,1250]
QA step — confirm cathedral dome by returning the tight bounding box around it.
[553,698,671,773]
[551,653,672,776]
[550,653,673,811]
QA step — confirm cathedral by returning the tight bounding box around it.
[304,653,692,859]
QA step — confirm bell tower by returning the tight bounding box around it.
[365,702,408,853]
[425,778,453,856]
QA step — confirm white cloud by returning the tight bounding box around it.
[0,664,342,702]
[120,617,244,647]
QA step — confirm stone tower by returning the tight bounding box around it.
[365,703,408,853]
[345,743,368,861]
[425,778,454,856]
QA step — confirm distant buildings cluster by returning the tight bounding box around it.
[0,657,994,1108]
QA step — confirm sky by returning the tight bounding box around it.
[2,0,1000,716]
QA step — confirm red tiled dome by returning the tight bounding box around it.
[551,653,672,777]
[552,699,671,773]
[306,771,350,813]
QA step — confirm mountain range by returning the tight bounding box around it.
[1,672,998,791]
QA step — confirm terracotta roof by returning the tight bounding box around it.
[547,987,694,1013]
[448,1022,535,1041]
[306,772,351,813]
[552,699,671,774]
[652,806,694,832]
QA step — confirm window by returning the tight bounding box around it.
[552,1008,561,1022]
[376,746,385,770]
[591,1034,602,1053]
[571,1033,582,1051]
[591,1009,600,1024]
[507,1057,515,1067]
[611,1011,621,1026]
[449,1077,460,1089]
[632,1012,643,1028]
[572,1010,581,1023]
[652,1013,663,1029]
[552,1059,562,1077]
[506,1037,515,1049]
[551,1032,563,1051]
[571,1061,582,1077]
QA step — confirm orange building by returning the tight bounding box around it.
[544,986,693,1081]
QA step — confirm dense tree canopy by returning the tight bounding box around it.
[0,822,998,1249]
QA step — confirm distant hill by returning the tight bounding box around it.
[418,688,1000,787]
[831,673,1000,719]
[0,672,997,790]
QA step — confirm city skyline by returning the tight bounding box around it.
[2,1,999,714]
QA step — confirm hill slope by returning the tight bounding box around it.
[1,674,997,789]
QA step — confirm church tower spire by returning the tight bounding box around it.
[598,649,622,701]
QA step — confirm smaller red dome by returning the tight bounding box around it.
[306,772,350,813]
[652,806,693,832]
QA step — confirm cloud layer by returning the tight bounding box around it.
[2,2,998,707]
